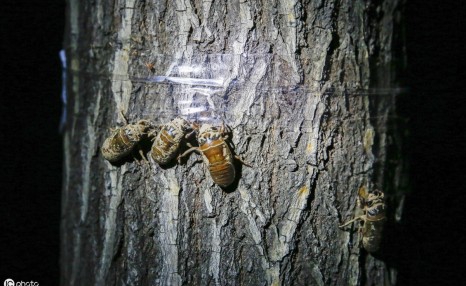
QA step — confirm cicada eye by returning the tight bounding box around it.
[373,190,383,197]
[123,127,132,136]
[182,123,191,131]
[367,208,377,217]
[168,126,176,133]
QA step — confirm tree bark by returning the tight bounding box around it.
[61,0,406,285]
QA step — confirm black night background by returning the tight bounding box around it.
[1,0,464,284]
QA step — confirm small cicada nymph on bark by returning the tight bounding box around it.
[101,111,152,164]
[150,117,195,165]
[339,187,386,253]
[178,124,248,188]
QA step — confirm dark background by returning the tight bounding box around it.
[0,0,464,285]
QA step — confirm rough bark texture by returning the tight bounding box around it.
[62,0,406,285]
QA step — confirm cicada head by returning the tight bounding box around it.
[171,117,191,131]
[123,120,152,141]
[365,189,386,221]
[198,124,224,146]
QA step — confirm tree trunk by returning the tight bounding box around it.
[61,0,406,285]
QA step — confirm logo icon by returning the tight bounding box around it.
[4,279,14,286]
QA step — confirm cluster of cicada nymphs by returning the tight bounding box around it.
[101,115,193,165]
[339,187,386,253]
[101,114,248,188]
